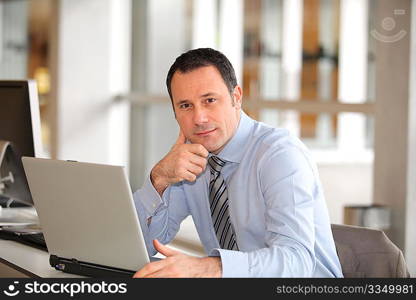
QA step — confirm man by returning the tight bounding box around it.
[133,48,343,278]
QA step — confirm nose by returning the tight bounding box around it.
[193,106,208,125]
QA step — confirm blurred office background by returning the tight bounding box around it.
[0,0,415,275]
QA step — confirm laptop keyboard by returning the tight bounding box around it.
[0,230,47,251]
[19,232,47,250]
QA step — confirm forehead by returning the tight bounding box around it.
[171,66,228,99]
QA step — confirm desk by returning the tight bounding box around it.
[0,239,82,278]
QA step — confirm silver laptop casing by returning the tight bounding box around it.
[22,157,150,271]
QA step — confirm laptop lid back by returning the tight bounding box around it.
[22,157,149,271]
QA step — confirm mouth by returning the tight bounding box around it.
[195,128,216,137]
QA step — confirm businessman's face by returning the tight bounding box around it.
[170,65,242,154]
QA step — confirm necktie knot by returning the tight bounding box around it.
[208,156,226,174]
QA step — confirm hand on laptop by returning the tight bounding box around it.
[133,239,222,278]
[150,130,208,196]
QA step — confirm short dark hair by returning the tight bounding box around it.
[166,48,238,101]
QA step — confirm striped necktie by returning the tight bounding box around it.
[208,156,239,250]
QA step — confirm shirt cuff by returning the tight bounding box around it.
[136,173,165,216]
[209,248,249,277]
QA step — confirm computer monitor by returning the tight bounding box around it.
[0,80,43,206]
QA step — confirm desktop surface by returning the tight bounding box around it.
[0,238,83,278]
[0,238,165,278]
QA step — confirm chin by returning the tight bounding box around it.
[191,136,224,153]
[205,143,224,154]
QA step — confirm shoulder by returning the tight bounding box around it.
[247,120,317,177]
[249,120,310,160]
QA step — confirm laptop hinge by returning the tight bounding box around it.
[49,255,135,278]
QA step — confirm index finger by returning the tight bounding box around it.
[187,143,209,158]
[175,129,186,145]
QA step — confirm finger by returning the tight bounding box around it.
[143,270,177,278]
[180,170,197,182]
[187,144,209,158]
[173,153,206,181]
[175,129,186,145]
[188,155,208,170]
[133,260,167,278]
[184,163,203,177]
[153,239,179,257]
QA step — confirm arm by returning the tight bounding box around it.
[133,176,189,256]
[133,130,209,255]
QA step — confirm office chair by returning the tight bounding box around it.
[331,224,410,277]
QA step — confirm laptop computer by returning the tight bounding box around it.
[21,157,151,277]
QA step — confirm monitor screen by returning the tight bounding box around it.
[0,80,43,206]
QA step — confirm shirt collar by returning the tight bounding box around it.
[213,110,254,164]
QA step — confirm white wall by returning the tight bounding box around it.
[405,0,416,277]
[318,163,373,224]
[54,0,131,168]
[373,0,412,252]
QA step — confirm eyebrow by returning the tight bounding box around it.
[175,92,219,105]
[176,100,189,106]
[200,92,218,98]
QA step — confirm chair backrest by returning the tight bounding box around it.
[331,224,410,278]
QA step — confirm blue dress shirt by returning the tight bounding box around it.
[133,111,343,277]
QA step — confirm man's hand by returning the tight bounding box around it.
[133,240,222,278]
[151,130,208,195]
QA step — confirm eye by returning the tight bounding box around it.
[179,103,191,109]
[206,98,216,103]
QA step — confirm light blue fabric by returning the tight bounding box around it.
[133,111,343,277]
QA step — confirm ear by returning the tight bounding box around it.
[232,85,243,109]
